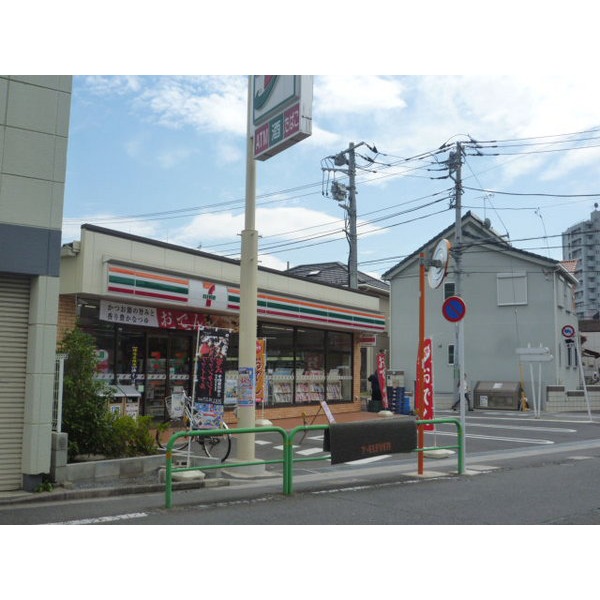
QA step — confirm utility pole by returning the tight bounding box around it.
[323,141,377,289]
[347,142,358,289]
[449,142,466,424]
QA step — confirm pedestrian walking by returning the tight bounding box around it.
[368,373,382,402]
[452,373,473,411]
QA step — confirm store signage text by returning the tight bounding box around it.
[100,300,210,331]
[252,75,313,161]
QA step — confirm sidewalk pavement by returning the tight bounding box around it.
[0,408,402,506]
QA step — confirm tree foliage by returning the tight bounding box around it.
[59,327,112,458]
[59,326,156,460]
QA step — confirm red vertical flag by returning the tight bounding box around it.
[376,351,388,410]
[420,338,435,430]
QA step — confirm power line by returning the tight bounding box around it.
[463,186,600,198]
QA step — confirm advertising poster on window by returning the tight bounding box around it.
[238,367,255,407]
[256,339,267,404]
[376,351,388,410]
[195,327,230,404]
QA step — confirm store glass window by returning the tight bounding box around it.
[260,323,353,406]
[78,303,115,381]
[145,335,169,418]
[262,324,294,405]
[169,334,192,393]
[296,328,326,403]
[224,333,239,405]
[325,331,352,402]
[116,329,145,385]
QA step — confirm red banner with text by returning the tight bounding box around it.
[418,338,435,430]
[376,351,388,410]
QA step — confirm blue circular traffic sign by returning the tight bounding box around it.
[442,296,466,322]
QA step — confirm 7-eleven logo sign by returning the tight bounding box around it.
[202,282,217,307]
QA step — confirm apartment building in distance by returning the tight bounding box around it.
[562,205,600,319]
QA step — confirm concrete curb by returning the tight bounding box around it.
[0,477,230,506]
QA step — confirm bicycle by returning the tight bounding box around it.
[154,388,231,462]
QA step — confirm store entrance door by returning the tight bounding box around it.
[144,333,193,418]
[145,335,168,418]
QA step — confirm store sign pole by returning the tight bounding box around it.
[237,76,314,468]
[236,76,260,466]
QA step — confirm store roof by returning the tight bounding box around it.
[285,262,389,294]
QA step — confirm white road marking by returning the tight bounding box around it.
[430,430,554,445]
[468,413,593,425]
[255,440,272,446]
[467,423,576,433]
[342,455,393,465]
[47,512,148,525]
[296,447,326,456]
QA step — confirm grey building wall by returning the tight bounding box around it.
[0,75,72,490]
[386,217,579,408]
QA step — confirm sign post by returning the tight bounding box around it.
[236,76,313,471]
[516,345,553,418]
[442,295,467,448]
[560,324,592,421]
[416,241,451,473]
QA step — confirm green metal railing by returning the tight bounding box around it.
[164,426,288,508]
[164,417,464,508]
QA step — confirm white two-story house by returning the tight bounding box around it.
[383,212,580,411]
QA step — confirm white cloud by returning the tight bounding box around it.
[216,141,244,164]
[135,76,247,135]
[315,76,407,115]
[156,147,195,169]
[257,254,289,271]
[83,75,143,95]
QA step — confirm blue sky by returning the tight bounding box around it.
[7,3,600,280]
[62,73,600,279]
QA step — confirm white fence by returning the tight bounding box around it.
[546,385,600,413]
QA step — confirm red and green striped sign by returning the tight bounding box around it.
[106,265,385,332]
[108,266,189,303]
[228,288,385,332]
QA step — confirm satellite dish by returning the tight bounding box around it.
[428,238,451,289]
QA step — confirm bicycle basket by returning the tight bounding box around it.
[166,392,187,419]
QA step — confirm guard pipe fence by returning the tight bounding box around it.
[164,417,464,508]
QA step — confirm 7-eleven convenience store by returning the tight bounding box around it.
[59,225,386,423]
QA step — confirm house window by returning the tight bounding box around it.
[448,344,455,365]
[497,272,527,306]
[557,277,565,308]
[444,281,455,300]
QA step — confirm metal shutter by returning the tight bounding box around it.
[0,276,30,491]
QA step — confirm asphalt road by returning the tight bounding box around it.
[3,410,600,525]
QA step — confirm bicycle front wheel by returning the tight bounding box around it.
[200,422,231,462]
[155,420,191,452]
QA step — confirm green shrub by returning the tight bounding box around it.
[59,327,113,460]
[59,325,157,460]
[101,414,157,458]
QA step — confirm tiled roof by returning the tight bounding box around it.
[285,262,389,293]
[559,259,578,274]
